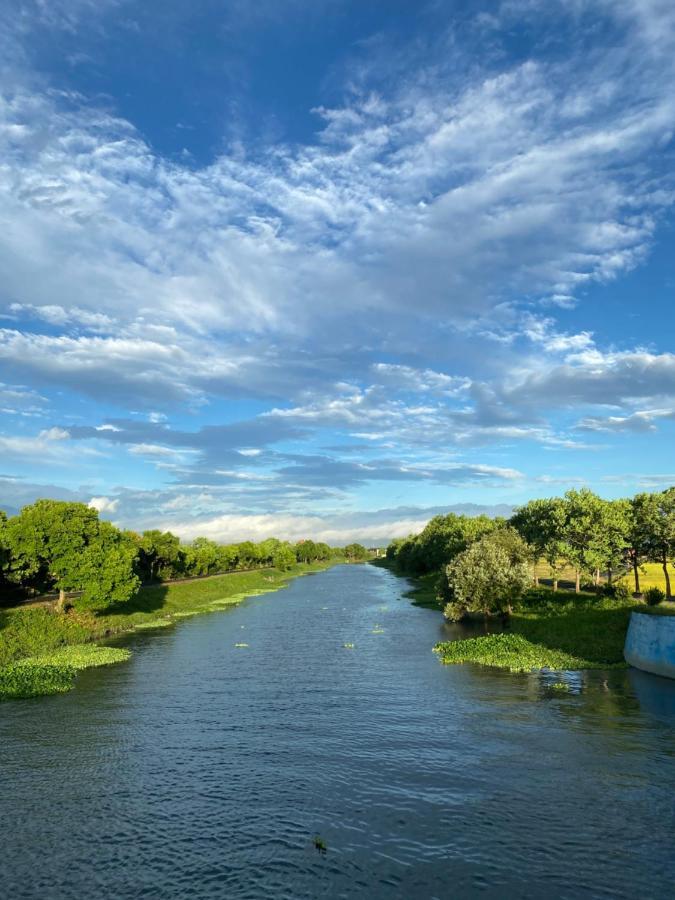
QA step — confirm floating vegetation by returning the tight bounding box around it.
[20,645,131,670]
[234,643,249,648]
[549,682,571,692]
[133,619,174,629]
[433,633,602,672]
[312,835,327,855]
[0,662,75,700]
[343,643,355,649]
[371,627,385,634]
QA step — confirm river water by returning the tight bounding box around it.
[2,563,674,899]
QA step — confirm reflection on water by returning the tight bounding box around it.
[1,563,673,900]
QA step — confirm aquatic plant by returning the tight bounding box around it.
[433,632,610,672]
[312,835,327,855]
[0,662,76,700]
[20,645,130,670]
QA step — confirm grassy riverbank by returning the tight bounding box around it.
[0,561,334,699]
[434,592,635,672]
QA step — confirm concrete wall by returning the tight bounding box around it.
[624,611,675,680]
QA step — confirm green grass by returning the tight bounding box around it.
[633,601,675,616]
[618,562,675,593]
[0,561,334,699]
[403,572,444,610]
[435,593,635,672]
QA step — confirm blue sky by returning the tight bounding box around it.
[1,0,675,544]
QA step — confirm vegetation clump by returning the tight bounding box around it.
[644,586,665,606]
[0,662,76,700]
[435,632,601,673]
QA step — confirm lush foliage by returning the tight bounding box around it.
[344,542,369,562]
[0,499,351,611]
[386,486,675,613]
[387,513,497,575]
[434,591,633,672]
[434,633,592,672]
[0,662,76,700]
[442,529,531,620]
[644,586,665,606]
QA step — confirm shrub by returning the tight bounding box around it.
[644,586,665,606]
[602,581,631,602]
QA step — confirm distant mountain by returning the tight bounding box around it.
[0,504,19,518]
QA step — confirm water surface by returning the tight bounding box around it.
[2,563,674,899]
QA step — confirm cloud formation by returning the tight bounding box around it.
[1,0,675,535]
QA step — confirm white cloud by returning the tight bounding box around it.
[88,496,119,514]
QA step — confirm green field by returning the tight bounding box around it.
[0,561,334,699]
[534,559,675,593]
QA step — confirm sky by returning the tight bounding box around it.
[1,0,675,545]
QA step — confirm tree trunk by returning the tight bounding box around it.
[594,568,600,586]
[56,588,66,612]
[575,569,580,594]
[633,557,640,595]
[607,565,613,586]
[533,560,539,587]
[553,578,558,592]
[662,550,671,600]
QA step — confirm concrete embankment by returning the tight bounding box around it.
[624,611,675,679]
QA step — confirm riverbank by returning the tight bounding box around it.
[0,561,335,699]
[377,557,640,672]
[434,592,637,672]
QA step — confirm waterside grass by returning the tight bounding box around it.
[435,593,635,672]
[0,561,333,700]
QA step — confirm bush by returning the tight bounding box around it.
[602,581,631,602]
[644,586,665,606]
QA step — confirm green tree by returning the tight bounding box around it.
[272,544,296,571]
[139,530,182,581]
[442,529,531,621]
[344,542,368,561]
[561,489,606,593]
[190,537,220,576]
[5,500,139,610]
[0,510,11,596]
[74,522,140,610]
[598,498,630,585]
[632,489,675,599]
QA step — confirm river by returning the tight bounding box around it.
[2,563,674,899]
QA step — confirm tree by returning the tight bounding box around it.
[632,489,675,599]
[4,500,139,610]
[272,544,296,571]
[5,500,101,607]
[190,537,220,576]
[598,499,630,585]
[442,529,531,621]
[627,496,650,594]
[74,522,140,610]
[561,489,607,593]
[391,513,497,575]
[344,543,368,562]
[138,530,182,581]
[295,540,318,563]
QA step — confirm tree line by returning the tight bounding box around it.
[0,499,369,612]
[386,487,675,620]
